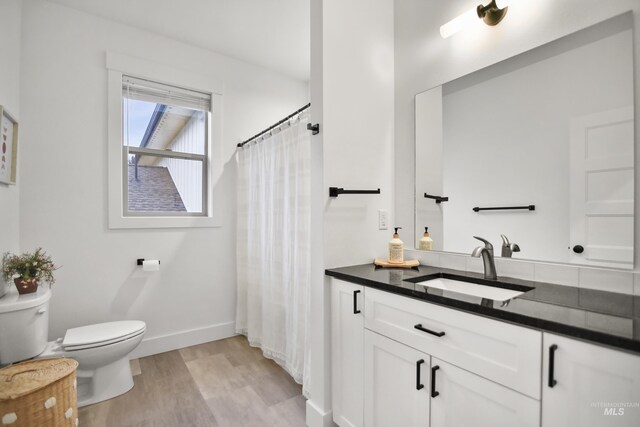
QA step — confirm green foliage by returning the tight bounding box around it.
[2,248,59,285]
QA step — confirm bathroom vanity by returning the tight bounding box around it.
[326,264,640,427]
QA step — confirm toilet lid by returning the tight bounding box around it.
[62,320,146,351]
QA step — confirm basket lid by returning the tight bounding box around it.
[0,358,78,401]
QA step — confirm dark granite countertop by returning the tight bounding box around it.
[325,264,640,355]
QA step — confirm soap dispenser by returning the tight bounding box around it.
[418,227,434,251]
[388,227,404,264]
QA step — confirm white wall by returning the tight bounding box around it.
[19,0,308,355]
[307,0,395,424]
[307,0,329,424]
[322,0,395,269]
[395,0,640,280]
[0,0,22,266]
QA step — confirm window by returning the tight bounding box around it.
[122,76,210,216]
[107,52,222,229]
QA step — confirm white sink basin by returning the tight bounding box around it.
[416,278,525,302]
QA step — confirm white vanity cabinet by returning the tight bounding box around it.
[364,287,542,398]
[331,279,364,427]
[331,279,543,427]
[541,333,640,427]
[362,287,541,427]
[330,279,640,427]
[364,329,430,427]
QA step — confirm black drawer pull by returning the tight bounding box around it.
[414,324,445,337]
[353,290,361,314]
[548,344,558,388]
[431,365,440,398]
[416,359,425,390]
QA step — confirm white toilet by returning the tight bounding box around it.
[0,285,146,407]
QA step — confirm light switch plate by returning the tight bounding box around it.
[378,210,388,230]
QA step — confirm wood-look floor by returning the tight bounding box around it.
[78,336,306,427]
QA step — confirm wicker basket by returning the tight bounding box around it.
[0,358,79,426]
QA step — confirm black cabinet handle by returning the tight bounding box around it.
[353,290,361,314]
[416,359,425,390]
[431,365,440,398]
[414,324,445,337]
[572,245,584,254]
[548,344,558,387]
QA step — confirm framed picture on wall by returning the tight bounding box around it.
[0,106,18,185]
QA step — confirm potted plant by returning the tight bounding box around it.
[2,248,59,295]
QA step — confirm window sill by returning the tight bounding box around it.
[108,215,221,229]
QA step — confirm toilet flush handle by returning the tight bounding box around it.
[37,308,47,315]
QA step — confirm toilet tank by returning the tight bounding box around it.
[0,285,51,364]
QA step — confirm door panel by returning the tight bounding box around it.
[364,330,430,427]
[332,279,364,427]
[542,333,640,427]
[570,106,634,268]
[430,358,540,427]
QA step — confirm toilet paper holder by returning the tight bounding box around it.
[136,259,161,266]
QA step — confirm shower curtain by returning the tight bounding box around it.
[235,110,311,397]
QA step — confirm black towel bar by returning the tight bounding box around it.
[329,187,381,198]
[424,193,449,203]
[473,205,535,212]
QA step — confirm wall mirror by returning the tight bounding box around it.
[414,13,634,269]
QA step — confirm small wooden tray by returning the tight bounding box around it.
[374,258,420,268]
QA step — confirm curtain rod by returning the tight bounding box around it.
[237,103,311,148]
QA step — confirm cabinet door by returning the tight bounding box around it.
[332,279,364,427]
[431,358,540,427]
[364,330,430,427]
[542,333,640,427]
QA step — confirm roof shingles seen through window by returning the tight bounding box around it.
[128,165,186,212]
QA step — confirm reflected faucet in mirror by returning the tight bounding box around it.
[500,234,520,258]
[471,236,498,280]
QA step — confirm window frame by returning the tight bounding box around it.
[107,52,223,229]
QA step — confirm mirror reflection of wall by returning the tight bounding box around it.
[415,13,634,269]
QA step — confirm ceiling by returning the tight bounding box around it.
[47,0,310,82]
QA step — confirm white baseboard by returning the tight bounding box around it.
[129,321,236,359]
[306,399,335,427]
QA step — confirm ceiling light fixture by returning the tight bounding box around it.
[440,0,510,39]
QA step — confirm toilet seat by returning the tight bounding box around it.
[62,320,146,351]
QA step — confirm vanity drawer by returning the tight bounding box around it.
[364,288,542,399]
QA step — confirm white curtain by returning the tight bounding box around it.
[236,110,311,397]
